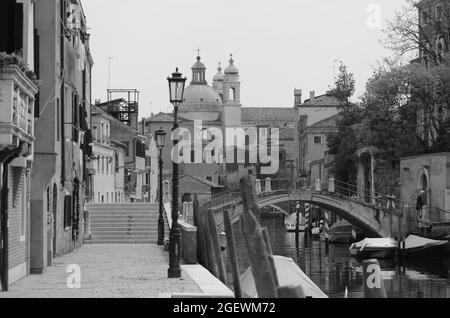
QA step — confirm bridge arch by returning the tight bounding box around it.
[210,190,394,238]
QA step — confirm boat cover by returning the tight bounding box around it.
[351,238,397,250]
[240,256,328,298]
[404,235,449,250]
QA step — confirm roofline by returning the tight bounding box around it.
[91,105,146,138]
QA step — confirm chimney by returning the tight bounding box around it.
[294,89,302,107]
[310,91,315,101]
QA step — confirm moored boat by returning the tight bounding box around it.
[349,238,398,259]
[240,256,328,298]
[329,220,356,244]
[285,213,306,232]
[403,235,449,259]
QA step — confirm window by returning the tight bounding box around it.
[436,5,443,20]
[206,176,213,182]
[47,187,50,212]
[64,195,72,228]
[102,157,105,174]
[72,92,79,142]
[422,9,429,25]
[230,87,236,101]
[56,99,61,141]
[20,179,26,241]
[314,136,322,144]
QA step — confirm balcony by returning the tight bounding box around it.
[0,65,38,154]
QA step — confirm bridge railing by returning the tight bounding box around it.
[199,177,450,224]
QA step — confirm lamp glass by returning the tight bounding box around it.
[155,129,166,149]
[168,68,187,105]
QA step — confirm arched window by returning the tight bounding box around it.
[230,87,236,101]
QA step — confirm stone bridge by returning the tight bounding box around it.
[203,187,403,239]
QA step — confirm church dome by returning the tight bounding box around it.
[192,56,206,69]
[213,63,224,82]
[224,55,239,74]
[181,84,222,112]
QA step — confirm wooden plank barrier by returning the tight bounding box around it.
[223,209,243,299]
[239,176,278,298]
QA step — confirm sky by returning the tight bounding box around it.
[82,0,407,119]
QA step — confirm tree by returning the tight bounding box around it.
[384,0,450,65]
[332,62,356,105]
[327,63,360,183]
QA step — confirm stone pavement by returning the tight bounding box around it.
[0,244,201,298]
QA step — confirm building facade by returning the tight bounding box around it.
[31,0,93,274]
[400,152,450,221]
[90,106,129,204]
[0,0,39,288]
[299,113,339,179]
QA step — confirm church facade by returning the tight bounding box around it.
[146,54,337,200]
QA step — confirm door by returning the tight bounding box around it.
[52,184,57,257]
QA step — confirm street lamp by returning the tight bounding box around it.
[167,68,187,278]
[155,128,166,246]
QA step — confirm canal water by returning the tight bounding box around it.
[224,216,450,298]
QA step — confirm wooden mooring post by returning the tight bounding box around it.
[240,176,278,298]
[223,209,243,299]
[200,206,217,277]
[207,209,227,284]
[262,227,280,288]
[193,196,207,267]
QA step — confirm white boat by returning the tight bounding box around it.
[285,213,306,232]
[403,235,449,259]
[349,238,398,259]
[311,227,321,236]
[240,256,328,298]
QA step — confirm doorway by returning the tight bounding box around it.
[52,184,57,257]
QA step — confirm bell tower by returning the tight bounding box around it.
[223,54,241,128]
[191,54,207,85]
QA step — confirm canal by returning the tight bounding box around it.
[224,216,450,298]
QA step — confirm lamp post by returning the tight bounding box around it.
[155,128,166,246]
[167,68,187,278]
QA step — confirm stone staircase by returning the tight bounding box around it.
[86,203,168,244]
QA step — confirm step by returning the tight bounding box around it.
[90,215,155,219]
[91,219,155,224]
[87,204,158,208]
[91,216,158,224]
[91,226,156,231]
[90,230,156,236]
[90,211,158,215]
[86,240,155,244]
[90,208,158,212]
[90,234,157,240]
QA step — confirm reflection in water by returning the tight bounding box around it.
[224,217,450,298]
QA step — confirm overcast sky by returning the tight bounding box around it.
[82,0,406,119]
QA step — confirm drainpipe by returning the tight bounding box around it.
[0,145,24,291]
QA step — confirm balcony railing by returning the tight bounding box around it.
[0,65,38,154]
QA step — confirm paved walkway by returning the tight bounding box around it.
[0,244,201,298]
